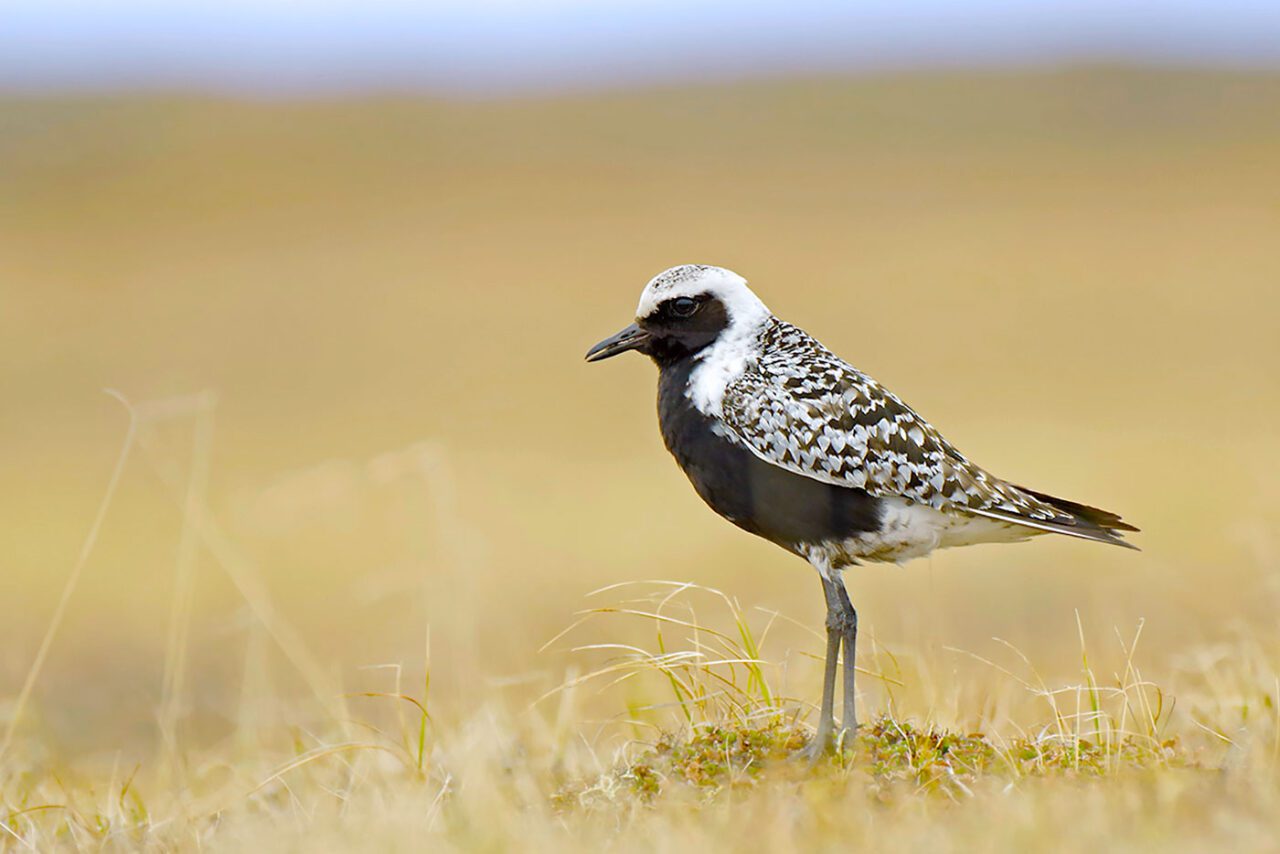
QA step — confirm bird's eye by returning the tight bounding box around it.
[670,297,699,318]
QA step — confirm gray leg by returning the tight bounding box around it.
[823,575,859,739]
[809,627,840,756]
[834,581,858,736]
[805,574,859,758]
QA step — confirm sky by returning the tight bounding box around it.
[3,0,1279,95]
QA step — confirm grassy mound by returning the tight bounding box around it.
[557,715,1185,813]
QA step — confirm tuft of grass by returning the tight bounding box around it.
[545,583,1192,818]
[538,580,798,728]
[555,715,1186,812]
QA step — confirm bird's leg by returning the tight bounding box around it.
[808,625,841,757]
[820,574,859,743]
[830,576,859,738]
[803,574,854,759]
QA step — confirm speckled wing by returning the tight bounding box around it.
[717,320,1071,528]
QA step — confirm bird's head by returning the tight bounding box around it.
[585,264,771,366]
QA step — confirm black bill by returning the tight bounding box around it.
[585,323,651,362]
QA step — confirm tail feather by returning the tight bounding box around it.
[969,485,1139,551]
[1015,486,1140,533]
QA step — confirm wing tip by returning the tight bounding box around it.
[968,506,1141,551]
[1014,485,1137,528]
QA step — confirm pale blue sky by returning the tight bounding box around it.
[3,0,1278,94]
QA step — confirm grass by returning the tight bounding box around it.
[559,715,1181,812]
[0,384,1275,853]
[0,530,1251,850]
[0,574,1262,851]
[548,582,1187,817]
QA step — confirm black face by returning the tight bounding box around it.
[585,292,730,366]
[639,294,730,365]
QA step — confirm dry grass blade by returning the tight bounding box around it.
[248,743,403,797]
[0,391,137,761]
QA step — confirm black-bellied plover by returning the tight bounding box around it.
[586,264,1137,754]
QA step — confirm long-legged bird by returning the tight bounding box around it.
[586,264,1138,753]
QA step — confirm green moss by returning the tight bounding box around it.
[654,721,808,789]
[625,762,661,800]
[552,716,1187,811]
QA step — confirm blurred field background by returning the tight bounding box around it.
[3,62,1280,848]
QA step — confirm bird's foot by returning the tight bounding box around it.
[794,737,829,763]
[794,725,857,763]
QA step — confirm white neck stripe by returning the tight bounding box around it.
[632,265,772,417]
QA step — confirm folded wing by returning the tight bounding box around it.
[717,320,1138,548]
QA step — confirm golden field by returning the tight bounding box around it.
[2,68,1280,849]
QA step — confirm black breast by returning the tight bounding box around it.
[656,359,883,558]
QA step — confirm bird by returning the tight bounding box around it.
[585,264,1138,755]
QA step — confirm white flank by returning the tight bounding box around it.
[875,498,1032,558]
[802,498,1034,576]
